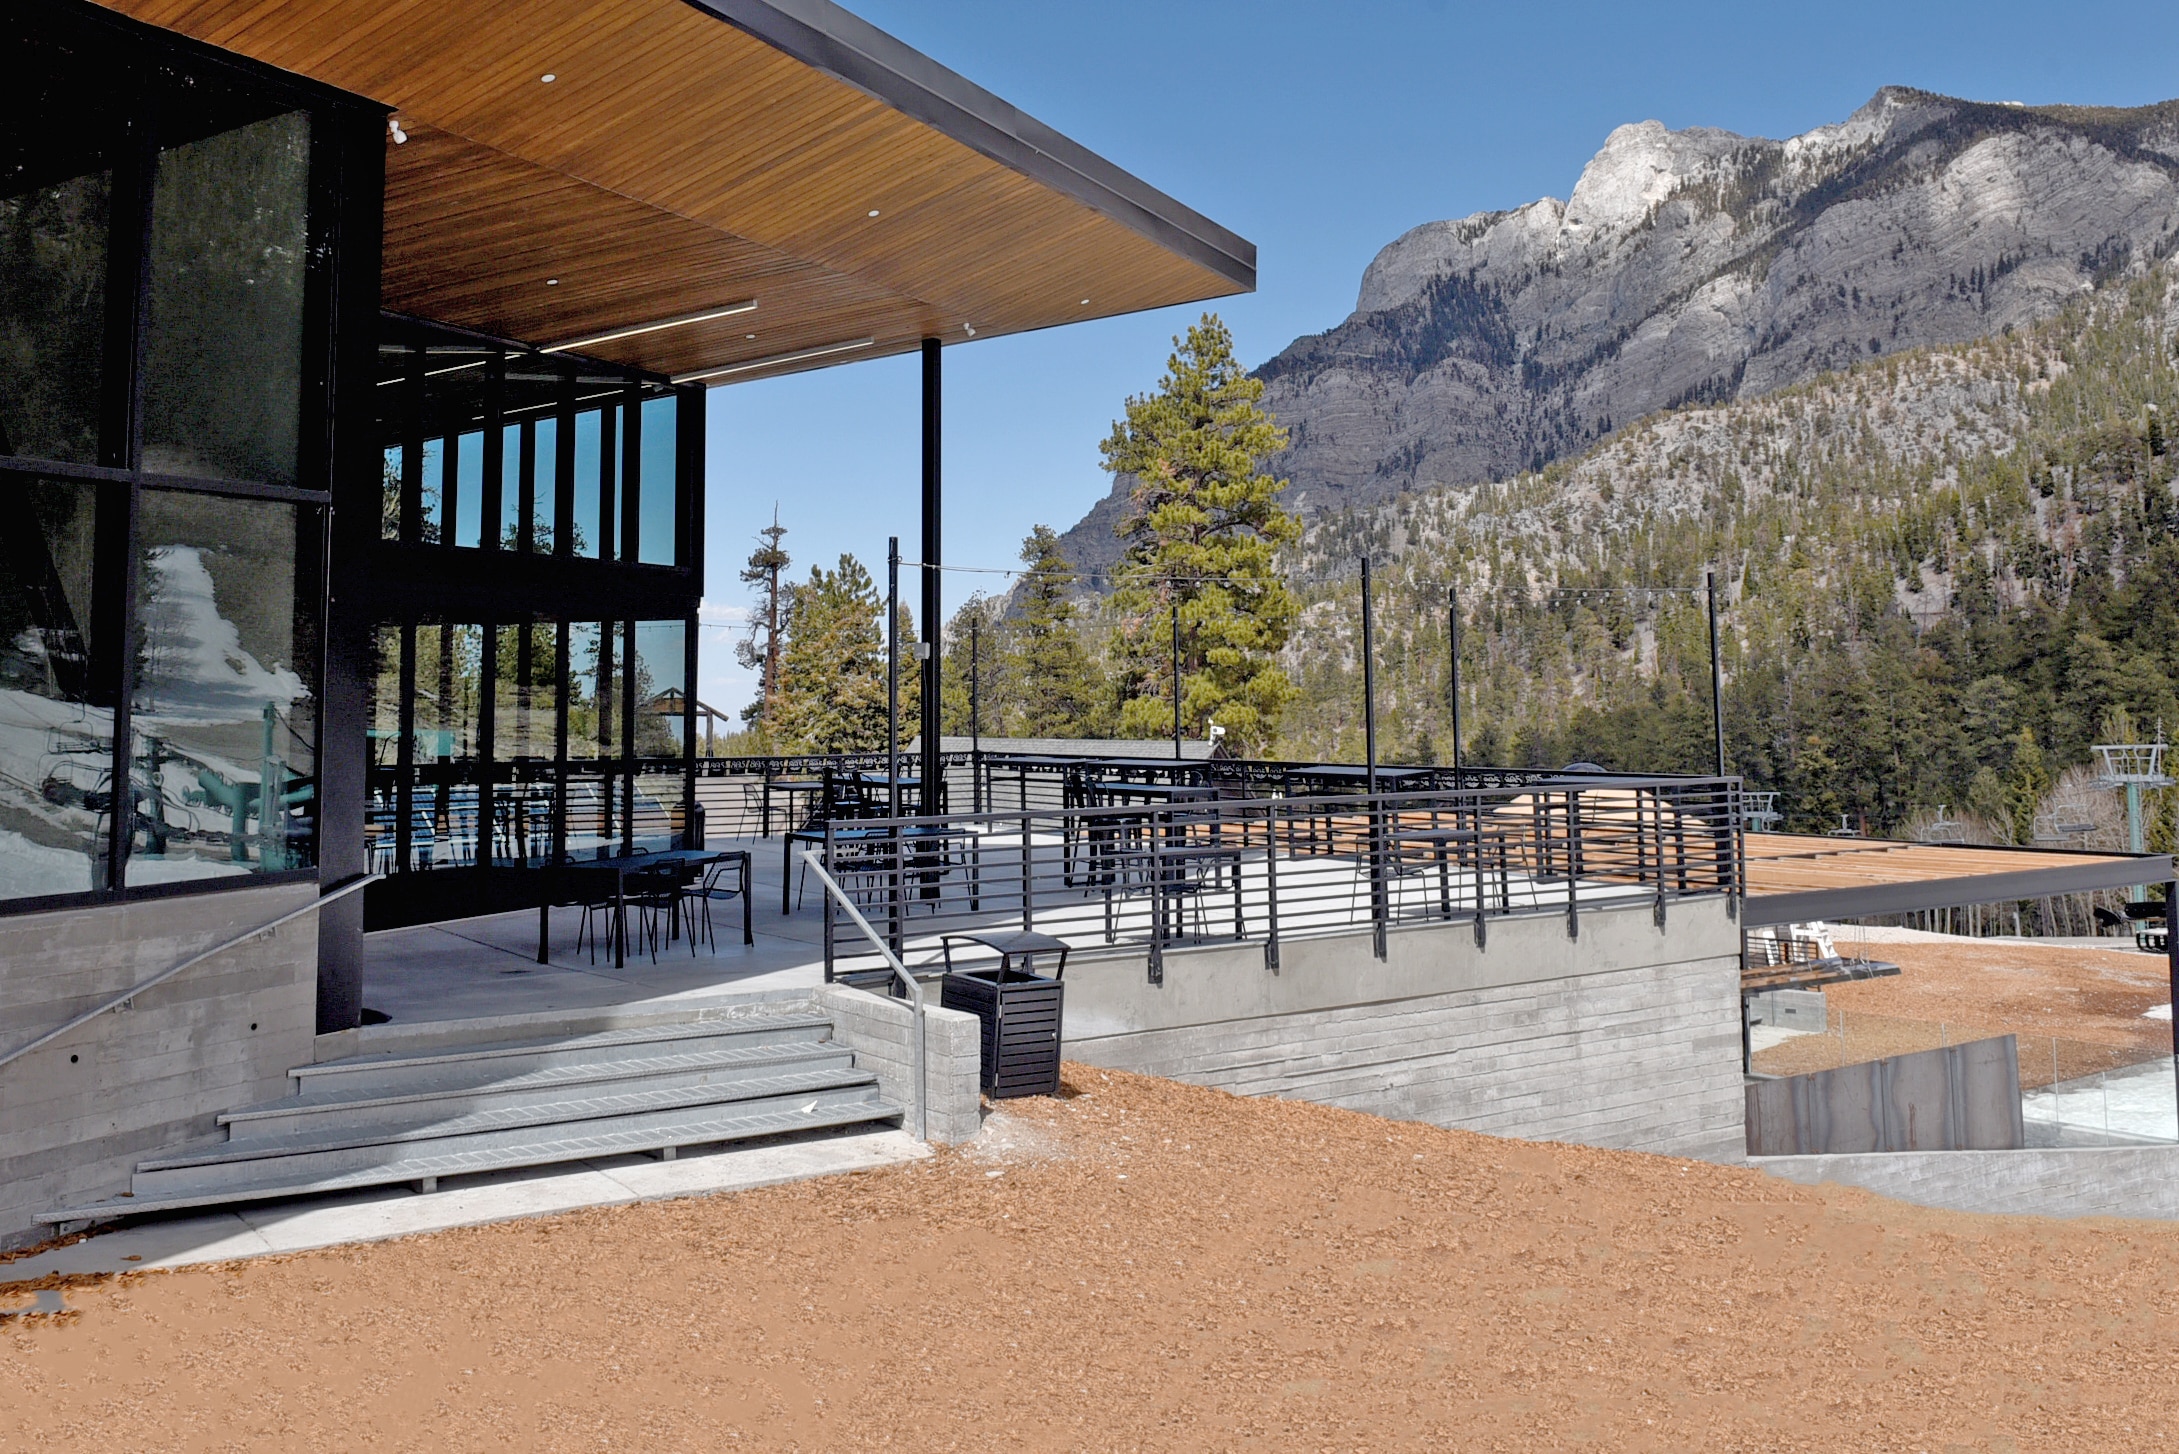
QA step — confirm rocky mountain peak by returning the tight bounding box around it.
[1054,87,2179,582]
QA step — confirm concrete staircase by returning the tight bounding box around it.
[41,1011,901,1225]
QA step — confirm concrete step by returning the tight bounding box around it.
[222,1041,856,1137]
[39,1098,903,1225]
[133,1069,887,1194]
[291,1014,836,1097]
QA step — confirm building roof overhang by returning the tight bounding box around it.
[1742,833,2174,927]
[95,0,1254,384]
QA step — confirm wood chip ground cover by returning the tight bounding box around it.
[4,1065,2177,1450]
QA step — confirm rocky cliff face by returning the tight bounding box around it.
[1057,88,2179,577]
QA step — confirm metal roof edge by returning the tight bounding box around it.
[682,0,1256,292]
[1742,854,2175,928]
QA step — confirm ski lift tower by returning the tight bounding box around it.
[2093,737,2172,900]
[1742,791,1781,833]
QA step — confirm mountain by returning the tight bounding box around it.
[1273,266,2179,839]
[1055,87,2179,578]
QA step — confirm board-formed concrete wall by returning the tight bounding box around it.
[0,884,320,1250]
[1062,896,1744,1161]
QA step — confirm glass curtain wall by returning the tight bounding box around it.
[0,3,344,911]
[377,318,694,567]
[366,616,695,873]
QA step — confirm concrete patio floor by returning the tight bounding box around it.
[364,826,1629,1028]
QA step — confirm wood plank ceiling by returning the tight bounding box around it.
[94,0,1253,383]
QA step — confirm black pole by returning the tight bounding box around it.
[1361,557,1378,794]
[1362,556,1385,959]
[887,536,900,820]
[1447,582,1463,775]
[1706,567,1726,778]
[919,338,941,813]
[969,617,982,814]
[1171,600,1183,761]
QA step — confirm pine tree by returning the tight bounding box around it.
[735,507,791,734]
[1009,525,1107,738]
[1100,314,1299,752]
[940,594,1010,737]
[769,554,917,752]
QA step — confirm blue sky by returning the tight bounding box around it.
[698,0,2179,715]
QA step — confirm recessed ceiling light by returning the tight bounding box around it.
[546,278,558,286]
[540,73,557,83]
[746,333,757,340]
[868,209,881,218]
[1079,298,1091,306]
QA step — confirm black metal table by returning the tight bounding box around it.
[539,847,743,968]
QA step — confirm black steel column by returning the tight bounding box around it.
[1447,582,1463,775]
[1363,556,1386,960]
[887,537,901,821]
[1707,567,1726,778]
[920,338,942,810]
[1171,602,1183,760]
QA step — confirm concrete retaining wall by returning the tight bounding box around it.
[817,985,982,1144]
[1745,1036,2025,1155]
[1061,896,1745,1161]
[1760,1147,2179,1220]
[0,884,320,1250]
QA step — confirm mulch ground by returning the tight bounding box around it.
[6,1065,2179,1451]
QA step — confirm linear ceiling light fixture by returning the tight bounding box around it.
[542,300,758,355]
[671,337,876,385]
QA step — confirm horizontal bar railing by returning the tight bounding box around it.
[804,778,1741,983]
[0,873,383,1074]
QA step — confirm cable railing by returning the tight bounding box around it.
[793,776,1742,985]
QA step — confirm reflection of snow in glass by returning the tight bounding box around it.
[136,544,304,721]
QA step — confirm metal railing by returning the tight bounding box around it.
[0,873,383,1074]
[800,776,1741,984]
[799,850,928,1141]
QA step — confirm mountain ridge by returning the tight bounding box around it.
[1054,86,2179,580]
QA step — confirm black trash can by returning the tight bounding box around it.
[939,931,1069,1099]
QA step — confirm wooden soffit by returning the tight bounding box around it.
[94,0,1255,383]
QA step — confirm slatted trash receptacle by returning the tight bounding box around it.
[939,931,1070,1099]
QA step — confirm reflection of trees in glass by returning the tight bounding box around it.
[142,109,310,485]
[0,170,108,463]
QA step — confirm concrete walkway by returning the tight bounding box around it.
[0,1128,925,1285]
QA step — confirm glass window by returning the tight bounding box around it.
[418,436,445,545]
[453,430,483,548]
[141,99,311,486]
[572,409,601,560]
[129,491,316,883]
[531,417,558,553]
[637,396,677,566]
[498,422,520,550]
[0,476,112,902]
[379,443,402,540]
[632,620,685,758]
[0,20,121,466]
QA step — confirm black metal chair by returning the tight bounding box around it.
[683,852,753,948]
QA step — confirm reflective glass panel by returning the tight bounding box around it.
[572,409,601,559]
[499,422,520,549]
[0,20,119,466]
[637,396,677,565]
[142,100,311,485]
[453,430,483,548]
[564,621,619,858]
[418,436,445,545]
[129,491,316,882]
[0,477,111,901]
[632,620,685,849]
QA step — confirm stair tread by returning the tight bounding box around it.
[227,1042,852,1123]
[41,1101,905,1223]
[296,1013,833,1080]
[147,1068,882,1170]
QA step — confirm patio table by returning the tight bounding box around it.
[538,847,742,969]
